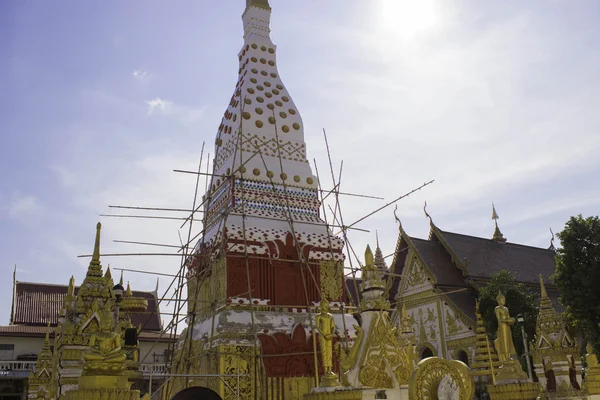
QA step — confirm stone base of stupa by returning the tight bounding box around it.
[304,386,362,400]
[64,374,140,400]
[487,381,541,400]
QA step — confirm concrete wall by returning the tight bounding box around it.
[0,336,44,359]
[0,334,171,365]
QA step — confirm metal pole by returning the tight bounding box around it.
[520,324,533,379]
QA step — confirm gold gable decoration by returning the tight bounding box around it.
[320,260,343,301]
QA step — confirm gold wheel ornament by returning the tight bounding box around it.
[409,357,474,400]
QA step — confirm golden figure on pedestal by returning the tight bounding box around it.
[82,305,127,377]
[84,315,126,363]
[494,291,517,363]
[316,298,340,387]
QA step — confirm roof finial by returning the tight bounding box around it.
[424,201,433,225]
[393,204,403,230]
[549,227,556,251]
[91,222,102,265]
[491,203,506,242]
[119,270,124,286]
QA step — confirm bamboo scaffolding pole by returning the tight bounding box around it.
[109,205,198,213]
[113,240,182,249]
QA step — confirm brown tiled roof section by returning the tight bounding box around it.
[12,281,163,331]
[436,230,557,285]
[0,325,56,337]
[410,238,477,321]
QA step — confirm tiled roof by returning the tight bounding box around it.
[435,230,557,285]
[12,281,163,331]
[0,325,56,337]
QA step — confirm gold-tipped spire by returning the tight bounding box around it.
[364,244,374,268]
[125,282,133,297]
[119,270,124,286]
[86,222,103,277]
[491,203,507,242]
[92,222,101,265]
[539,274,548,299]
[67,276,75,297]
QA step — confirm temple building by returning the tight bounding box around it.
[0,226,175,400]
[382,210,558,365]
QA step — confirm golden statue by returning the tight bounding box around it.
[83,308,127,367]
[494,291,517,363]
[587,343,599,368]
[315,298,340,387]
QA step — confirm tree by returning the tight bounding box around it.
[478,270,539,357]
[553,215,600,354]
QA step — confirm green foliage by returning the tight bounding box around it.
[553,215,600,354]
[478,270,539,356]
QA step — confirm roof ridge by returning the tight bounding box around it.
[438,229,554,252]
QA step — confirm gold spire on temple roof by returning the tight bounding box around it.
[86,222,103,277]
[246,0,270,10]
[491,203,507,243]
[92,222,101,264]
[67,276,75,297]
[364,244,374,268]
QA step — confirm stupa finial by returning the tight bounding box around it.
[91,222,102,265]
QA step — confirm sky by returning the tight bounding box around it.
[1,0,600,326]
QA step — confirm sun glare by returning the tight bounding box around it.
[378,0,439,37]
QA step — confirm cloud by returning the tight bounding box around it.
[9,194,41,218]
[133,69,153,81]
[145,97,173,115]
[144,97,206,125]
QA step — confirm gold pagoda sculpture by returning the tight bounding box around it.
[25,223,151,400]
